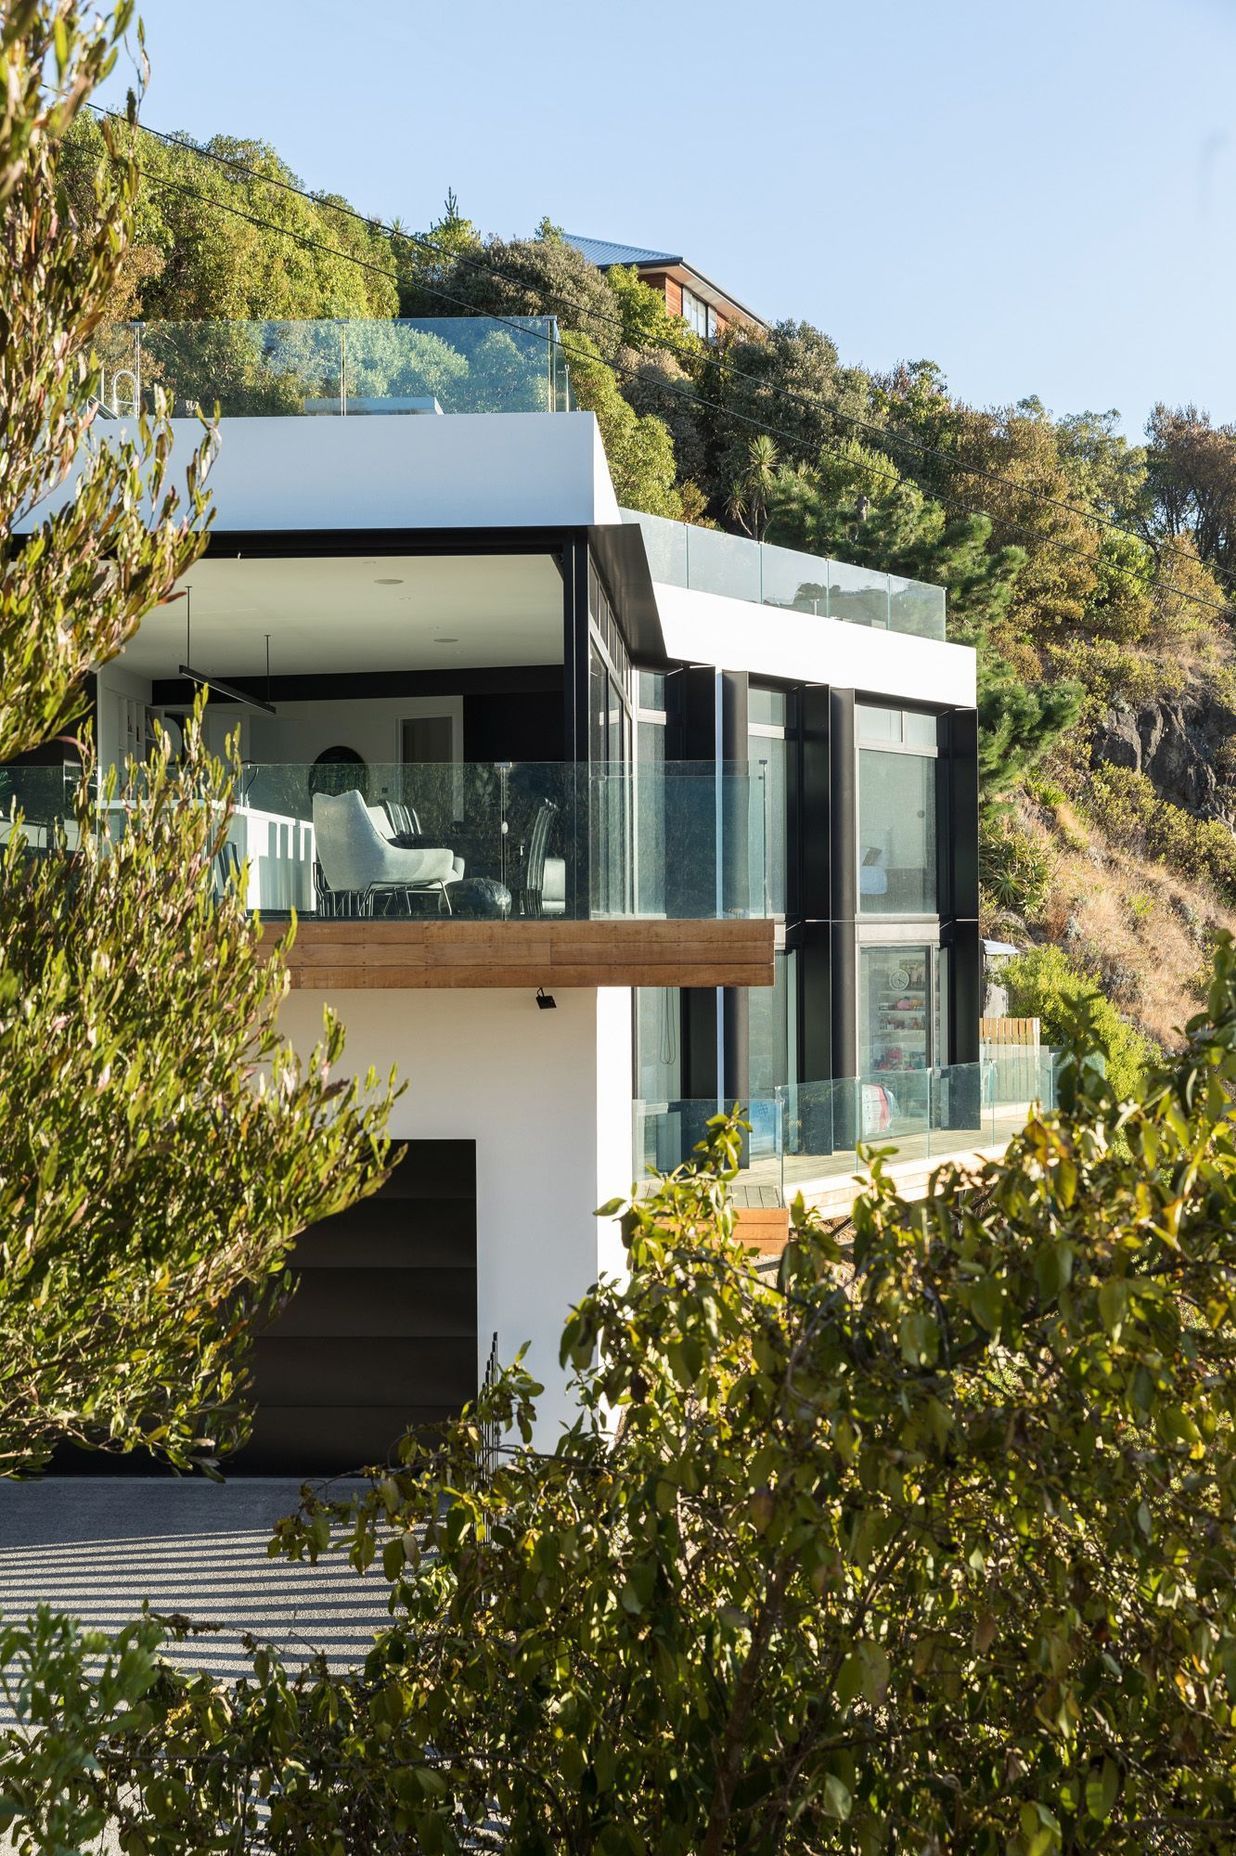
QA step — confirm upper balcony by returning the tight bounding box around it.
[0,757,776,991]
[95,316,574,420]
[624,510,947,642]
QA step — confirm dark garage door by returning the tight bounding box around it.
[238,1139,478,1475]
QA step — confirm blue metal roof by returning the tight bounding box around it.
[564,234,683,270]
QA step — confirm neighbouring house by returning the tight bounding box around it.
[564,235,769,339]
[12,313,996,1473]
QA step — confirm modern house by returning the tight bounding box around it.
[564,236,768,339]
[13,315,994,1470]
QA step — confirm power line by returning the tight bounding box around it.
[84,99,1234,602]
[80,115,1235,622]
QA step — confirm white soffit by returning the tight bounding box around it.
[115,553,565,678]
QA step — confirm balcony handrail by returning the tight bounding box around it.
[93,315,575,420]
[634,1054,1057,1194]
[619,506,947,642]
[0,757,772,926]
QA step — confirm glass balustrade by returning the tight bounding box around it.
[633,1096,782,1190]
[0,759,768,923]
[633,1052,1055,1201]
[93,317,574,420]
[778,1057,1057,1195]
[621,509,946,642]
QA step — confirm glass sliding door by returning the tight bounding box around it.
[859,945,935,1076]
[857,943,939,1139]
[748,687,788,918]
[587,559,633,917]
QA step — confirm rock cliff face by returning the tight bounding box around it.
[1091,692,1236,824]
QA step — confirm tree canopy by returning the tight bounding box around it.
[6,938,1236,1850]
[0,0,398,1477]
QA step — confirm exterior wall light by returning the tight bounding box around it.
[536,987,556,1010]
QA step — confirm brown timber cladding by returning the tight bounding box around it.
[270,918,776,990]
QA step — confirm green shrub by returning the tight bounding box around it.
[1025,775,1068,808]
[1086,765,1236,901]
[979,814,1054,920]
[1001,943,1160,1097]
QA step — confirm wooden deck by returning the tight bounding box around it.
[270,917,776,990]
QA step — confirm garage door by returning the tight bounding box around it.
[48,1140,477,1478]
[238,1138,478,1475]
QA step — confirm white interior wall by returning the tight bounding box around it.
[93,662,152,769]
[277,985,634,1447]
[96,664,244,771]
[246,695,464,772]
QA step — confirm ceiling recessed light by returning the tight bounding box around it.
[433,635,459,644]
[375,576,404,585]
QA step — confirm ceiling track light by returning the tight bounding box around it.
[178,666,277,716]
[177,588,277,714]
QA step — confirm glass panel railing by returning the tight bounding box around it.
[683,525,763,603]
[778,1057,1057,1195]
[638,1056,1058,1202]
[94,318,573,420]
[633,1097,781,1191]
[629,760,764,921]
[0,765,87,852]
[619,509,945,641]
[757,542,831,616]
[888,573,946,642]
[826,560,891,630]
[629,508,689,584]
[983,1042,1059,1143]
[2,759,769,922]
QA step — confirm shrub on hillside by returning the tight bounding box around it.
[1001,942,1159,1096]
[1087,764,1236,901]
[979,813,1054,920]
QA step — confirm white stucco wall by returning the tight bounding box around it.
[277,985,633,1447]
[653,580,978,708]
[43,412,619,534]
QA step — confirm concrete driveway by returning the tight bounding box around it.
[0,1475,388,1704]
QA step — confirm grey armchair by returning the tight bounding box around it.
[365,801,465,885]
[312,789,456,916]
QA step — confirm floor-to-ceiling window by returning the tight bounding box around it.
[854,705,945,1107]
[856,705,938,917]
[748,687,788,919]
[587,559,632,915]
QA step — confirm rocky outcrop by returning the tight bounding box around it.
[1091,690,1236,824]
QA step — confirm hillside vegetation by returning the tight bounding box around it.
[66,120,1236,1061]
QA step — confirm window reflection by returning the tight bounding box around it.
[858,750,937,914]
[856,705,938,918]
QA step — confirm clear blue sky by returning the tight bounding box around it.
[99,0,1236,432]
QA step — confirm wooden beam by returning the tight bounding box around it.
[267,917,776,991]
